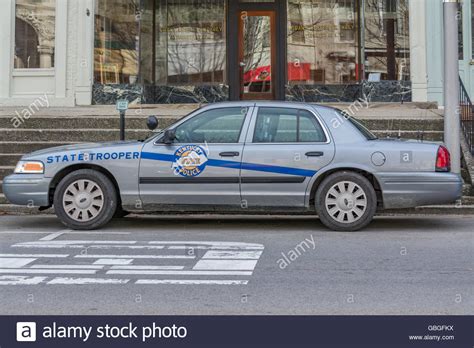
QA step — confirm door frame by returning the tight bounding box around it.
[238,10,276,100]
[227,1,287,101]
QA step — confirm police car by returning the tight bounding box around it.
[3,102,463,231]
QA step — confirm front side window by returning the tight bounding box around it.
[174,107,247,144]
[15,0,56,69]
[253,108,326,143]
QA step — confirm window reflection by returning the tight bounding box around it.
[94,0,140,84]
[154,0,226,85]
[364,0,410,81]
[287,0,358,85]
[15,0,56,69]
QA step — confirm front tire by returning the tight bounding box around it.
[53,169,118,230]
[315,171,377,231]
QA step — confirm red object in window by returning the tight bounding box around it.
[288,63,311,82]
[244,66,272,83]
[243,63,311,83]
[436,145,451,172]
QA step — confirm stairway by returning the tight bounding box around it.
[0,104,472,214]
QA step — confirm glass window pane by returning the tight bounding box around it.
[243,15,273,94]
[175,108,246,143]
[155,0,226,85]
[94,0,140,84]
[287,0,358,85]
[15,0,56,69]
[364,0,410,81]
[254,108,298,143]
[299,111,326,142]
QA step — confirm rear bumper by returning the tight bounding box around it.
[376,172,463,209]
[3,174,51,207]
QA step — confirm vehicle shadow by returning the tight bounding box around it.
[103,214,467,233]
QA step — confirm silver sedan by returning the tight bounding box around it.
[3,102,463,231]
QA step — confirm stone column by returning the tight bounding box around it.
[409,0,429,102]
[38,45,54,68]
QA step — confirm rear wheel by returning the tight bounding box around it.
[53,169,118,230]
[315,171,377,231]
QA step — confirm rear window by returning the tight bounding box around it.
[344,113,378,140]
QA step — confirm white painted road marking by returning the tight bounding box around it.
[107,270,253,276]
[1,239,265,286]
[193,259,258,271]
[0,253,69,258]
[94,259,133,265]
[202,250,263,259]
[39,230,71,241]
[0,276,47,285]
[110,266,185,270]
[75,254,194,259]
[0,269,97,274]
[31,265,104,270]
[135,279,249,285]
[47,278,130,285]
[0,258,36,268]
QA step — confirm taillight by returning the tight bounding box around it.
[436,145,451,172]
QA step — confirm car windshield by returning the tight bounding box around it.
[345,114,378,140]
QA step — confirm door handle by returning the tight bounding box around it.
[306,151,324,157]
[219,152,240,157]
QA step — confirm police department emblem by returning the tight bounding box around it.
[172,145,209,177]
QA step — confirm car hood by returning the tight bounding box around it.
[24,141,144,158]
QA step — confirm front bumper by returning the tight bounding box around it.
[376,172,463,209]
[3,174,52,207]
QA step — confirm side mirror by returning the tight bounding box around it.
[162,129,176,145]
[146,116,159,131]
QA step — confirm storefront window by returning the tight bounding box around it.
[364,0,410,81]
[287,0,359,85]
[94,0,140,84]
[15,0,56,69]
[153,0,226,85]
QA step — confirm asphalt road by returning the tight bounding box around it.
[0,214,472,315]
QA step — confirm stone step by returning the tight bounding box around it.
[0,114,443,132]
[0,167,14,179]
[0,129,152,142]
[0,154,23,166]
[0,128,444,143]
[359,119,444,132]
[0,141,78,153]
[0,115,180,130]
[372,130,444,142]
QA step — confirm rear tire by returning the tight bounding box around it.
[53,169,118,230]
[315,171,377,231]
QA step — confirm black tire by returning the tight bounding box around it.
[53,169,118,230]
[315,171,377,231]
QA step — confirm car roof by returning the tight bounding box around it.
[201,101,339,113]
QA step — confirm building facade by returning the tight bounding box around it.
[0,0,468,107]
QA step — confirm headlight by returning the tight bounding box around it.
[14,161,44,174]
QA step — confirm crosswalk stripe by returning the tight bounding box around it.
[0,269,97,274]
[135,279,249,285]
[47,278,130,285]
[107,270,253,276]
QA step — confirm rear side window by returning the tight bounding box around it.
[253,108,327,143]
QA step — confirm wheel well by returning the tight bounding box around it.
[309,168,383,207]
[48,164,122,207]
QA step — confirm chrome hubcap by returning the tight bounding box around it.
[63,179,104,222]
[325,181,367,224]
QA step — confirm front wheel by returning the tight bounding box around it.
[315,171,377,231]
[53,169,118,230]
